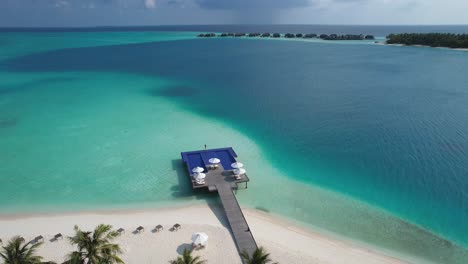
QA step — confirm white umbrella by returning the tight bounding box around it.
[191,232,209,245]
[231,162,244,169]
[233,168,246,175]
[192,166,204,173]
[195,173,206,180]
[208,158,220,164]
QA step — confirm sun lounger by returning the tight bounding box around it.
[172,224,181,231]
[54,233,63,240]
[117,228,125,234]
[192,243,206,250]
[155,225,163,232]
[34,235,44,243]
[136,226,144,233]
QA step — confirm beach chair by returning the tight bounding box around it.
[54,233,63,240]
[155,225,163,232]
[172,223,181,231]
[136,226,144,233]
[34,235,44,243]
[192,243,206,251]
[117,228,125,234]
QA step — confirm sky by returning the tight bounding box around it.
[1,0,468,27]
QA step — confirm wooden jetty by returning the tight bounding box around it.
[181,148,258,260]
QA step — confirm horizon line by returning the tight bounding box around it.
[1,23,468,29]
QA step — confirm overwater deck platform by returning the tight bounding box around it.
[181,147,257,259]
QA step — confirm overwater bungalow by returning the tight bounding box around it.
[248,33,261,37]
[346,34,364,40]
[324,34,365,40]
[272,33,281,38]
[220,33,228,37]
[234,33,246,37]
[295,33,303,38]
[285,33,295,38]
[304,33,318,38]
[319,34,329,39]
[261,33,271,37]
[227,33,235,37]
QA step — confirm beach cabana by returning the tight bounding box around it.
[208,158,220,169]
[195,173,206,180]
[233,168,246,175]
[234,168,246,180]
[192,166,204,173]
[192,232,209,249]
[195,173,206,185]
[209,158,220,164]
[231,162,244,169]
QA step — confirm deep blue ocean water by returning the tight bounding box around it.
[2,24,468,36]
[1,25,468,263]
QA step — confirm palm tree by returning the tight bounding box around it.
[0,236,48,264]
[241,247,278,264]
[169,249,205,264]
[64,224,124,264]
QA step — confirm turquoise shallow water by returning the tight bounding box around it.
[1,30,468,263]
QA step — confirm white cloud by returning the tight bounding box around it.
[54,0,70,8]
[145,0,156,8]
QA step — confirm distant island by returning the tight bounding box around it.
[386,33,468,49]
[197,32,375,41]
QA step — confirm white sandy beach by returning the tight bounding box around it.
[0,204,411,264]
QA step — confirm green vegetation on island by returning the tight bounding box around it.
[386,33,468,49]
[241,247,278,264]
[0,236,52,264]
[1,225,278,264]
[64,224,123,264]
[169,249,206,264]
